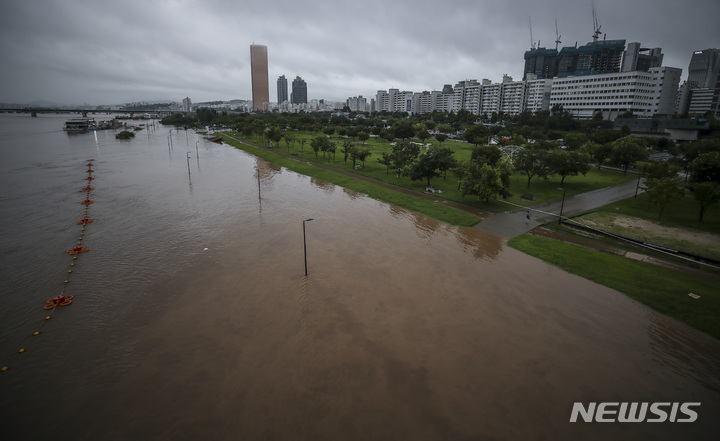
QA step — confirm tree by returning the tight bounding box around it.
[437,124,453,134]
[690,182,720,222]
[310,135,327,159]
[641,162,684,219]
[341,140,354,163]
[431,146,457,180]
[690,151,720,184]
[323,126,336,137]
[515,147,552,188]
[463,124,489,146]
[611,136,648,175]
[357,131,370,144]
[377,152,394,174]
[470,145,502,167]
[283,132,296,151]
[349,146,372,168]
[390,140,421,174]
[459,163,508,202]
[405,150,442,186]
[563,133,586,150]
[550,150,591,185]
[434,133,448,145]
[585,141,613,169]
[391,120,415,140]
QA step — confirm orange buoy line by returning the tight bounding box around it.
[1,159,97,373]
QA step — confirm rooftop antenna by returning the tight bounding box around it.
[591,0,602,44]
[529,17,536,50]
[555,17,562,50]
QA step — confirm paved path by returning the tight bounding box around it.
[474,178,643,239]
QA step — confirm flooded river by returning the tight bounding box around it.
[1,113,718,440]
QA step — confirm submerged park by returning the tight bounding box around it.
[162,107,720,339]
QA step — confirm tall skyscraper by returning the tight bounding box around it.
[277,75,288,103]
[250,44,269,111]
[687,48,720,88]
[291,76,307,104]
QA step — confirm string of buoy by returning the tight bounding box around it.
[1,159,97,373]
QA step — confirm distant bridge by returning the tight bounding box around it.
[1,108,190,117]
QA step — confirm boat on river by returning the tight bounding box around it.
[64,118,94,133]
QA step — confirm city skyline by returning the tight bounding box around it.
[1,0,718,106]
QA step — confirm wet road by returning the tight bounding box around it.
[475,178,644,238]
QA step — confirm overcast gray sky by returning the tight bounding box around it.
[0,0,718,106]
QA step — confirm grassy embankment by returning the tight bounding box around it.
[508,234,719,339]
[509,190,720,340]
[222,130,634,217]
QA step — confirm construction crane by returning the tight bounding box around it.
[555,18,562,50]
[529,17,536,50]
[592,0,602,43]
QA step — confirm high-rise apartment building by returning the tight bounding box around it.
[277,75,288,103]
[250,44,269,111]
[182,97,192,112]
[291,76,308,104]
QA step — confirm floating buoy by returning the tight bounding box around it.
[85,176,95,181]
[80,199,94,205]
[87,169,94,173]
[82,186,94,191]
[33,332,40,336]
[1,367,8,372]
[66,246,88,255]
[44,295,74,309]
[45,316,51,320]
[77,218,93,225]
[18,349,25,354]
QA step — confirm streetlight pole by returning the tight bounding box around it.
[303,218,314,276]
[558,187,566,224]
[257,167,264,200]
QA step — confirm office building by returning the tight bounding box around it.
[250,44,269,111]
[277,75,288,103]
[549,66,681,119]
[687,48,720,88]
[291,76,308,104]
[676,49,720,117]
[621,43,664,72]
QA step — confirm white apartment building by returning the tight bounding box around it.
[500,80,526,115]
[374,66,680,120]
[549,66,681,119]
[479,82,501,116]
[525,78,553,113]
[346,96,368,112]
[413,91,434,114]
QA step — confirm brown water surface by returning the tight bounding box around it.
[1,115,719,440]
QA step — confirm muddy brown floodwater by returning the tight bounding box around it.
[1,115,719,440]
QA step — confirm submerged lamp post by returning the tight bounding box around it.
[257,167,264,200]
[303,218,314,276]
[558,187,566,224]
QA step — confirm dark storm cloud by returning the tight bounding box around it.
[0,0,717,105]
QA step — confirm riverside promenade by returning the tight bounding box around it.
[474,178,643,239]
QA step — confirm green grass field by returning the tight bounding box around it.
[508,234,720,340]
